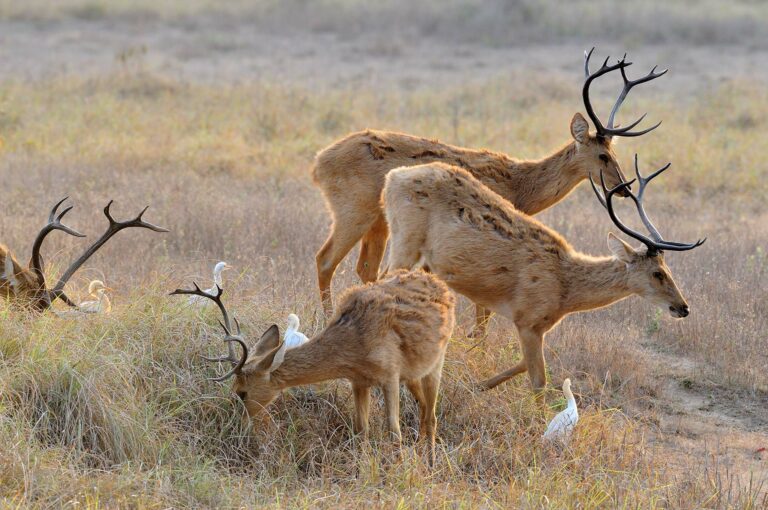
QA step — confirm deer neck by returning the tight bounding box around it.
[496,141,583,215]
[561,254,634,315]
[269,337,347,389]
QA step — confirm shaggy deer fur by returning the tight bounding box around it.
[312,119,624,324]
[382,163,699,392]
[312,48,667,332]
[178,270,455,460]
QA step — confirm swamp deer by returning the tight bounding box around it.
[172,270,455,460]
[382,156,704,393]
[313,48,667,332]
[0,197,167,312]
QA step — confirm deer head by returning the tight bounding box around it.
[1,197,168,311]
[592,155,706,318]
[575,47,668,194]
[171,283,288,427]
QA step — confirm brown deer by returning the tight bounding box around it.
[312,48,667,333]
[172,270,455,462]
[381,155,704,393]
[1,197,167,312]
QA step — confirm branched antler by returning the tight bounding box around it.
[170,283,248,381]
[590,154,706,255]
[583,47,667,139]
[46,201,169,305]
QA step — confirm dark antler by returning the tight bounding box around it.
[170,283,248,381]
[28,197,86,287]
[583,47,667,139]
[47,201,169,304]
[590,154,706,256]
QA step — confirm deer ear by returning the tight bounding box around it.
[3,252,20,292]
[255,339,288,374]
[570,113,590,144]
[607,232,636,263]
[251,324,281,357]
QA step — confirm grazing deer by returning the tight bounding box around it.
[0,197,167,312]
[172,270,455,461]
[382,155,704,393]
[312,48,667,332]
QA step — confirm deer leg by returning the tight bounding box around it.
[419,359,444,467]
[352,382,371,437]
[356,214,389,283]
[316,211,377,316]
[519,328,547,394]
[406,380,427,437]
[382,379,402,445]
[478,360,527,390]
[467,304,492,338]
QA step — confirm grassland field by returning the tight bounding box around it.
[0,1,767,508]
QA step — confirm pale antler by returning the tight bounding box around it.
[45,201,169,306]
[583,47,667,138]
[170,283,248,381]
[590,154,706,255]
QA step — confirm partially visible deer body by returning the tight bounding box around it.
[172,270,455,462]
[312,48,667,332]
[1,198,167,312]
[382,157,704,393]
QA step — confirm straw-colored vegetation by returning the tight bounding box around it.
[1,1,767,508]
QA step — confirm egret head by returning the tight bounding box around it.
[88,280,110,295]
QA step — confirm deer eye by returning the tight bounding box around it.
[653,271,665,281]
[599,154,610,164]
[236,391,247,401]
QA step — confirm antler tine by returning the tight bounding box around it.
[604,63,668,136]
[46,201,169,305]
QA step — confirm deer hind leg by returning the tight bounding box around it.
[382,379,402,445]
[384,225,425,274]
[405,380,427,437]
[316,209,378,316]
[467,305,493,338]
[519,328,547,395]
[419,358,444,467]
[356,213,389,283]
[478,359,527,390]
[352,382,372,437]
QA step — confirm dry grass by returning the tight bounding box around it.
[1,3,767,507]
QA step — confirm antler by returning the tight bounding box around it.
[583,47,667,138]
[46,201,169,304]
[28,197,86,288]
[590,154,706,256]
[170,283,248,381]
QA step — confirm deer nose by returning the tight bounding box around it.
[669,304,689,318]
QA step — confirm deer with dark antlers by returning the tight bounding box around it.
[172,270,455,463]
[312,48,667,336]
[381,155,704,393]
[1,197,168,312]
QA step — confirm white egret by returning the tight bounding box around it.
[283,313,309,350]
[543,378,578,442]
[79,280,112,313]
[189,261,232,305]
